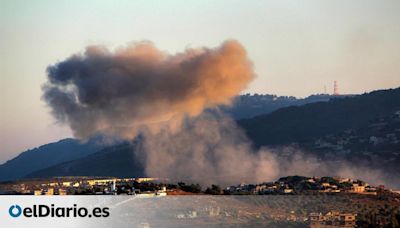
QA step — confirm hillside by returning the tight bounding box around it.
[25,142,145,179]
[0,138,103,181]
[239,88,400,146]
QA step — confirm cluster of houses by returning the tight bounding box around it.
[4,177,167,196]
[3,175,397,197]
[313,110,400,154]
[309,211,357,228]
[225,176,384,195]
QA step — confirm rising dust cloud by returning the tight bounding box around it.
[43,40,389,186]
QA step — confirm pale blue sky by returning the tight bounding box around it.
[1,0,400,162]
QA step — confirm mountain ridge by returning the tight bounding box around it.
[2,88,399,182]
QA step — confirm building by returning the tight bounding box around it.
[309,211,356,227]
[351,184,365,193]
[391,189,400,195]
[283,188,293,194]
[44,188,54,195]
[58,189,67,195]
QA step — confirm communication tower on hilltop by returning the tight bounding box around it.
[333,81,339,95]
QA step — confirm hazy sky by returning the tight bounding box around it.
[1,0,399,163]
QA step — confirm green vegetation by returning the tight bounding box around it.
[177,182,202,193]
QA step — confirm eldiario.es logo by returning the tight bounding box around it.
[8,204,110,218]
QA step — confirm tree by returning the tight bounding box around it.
[180,183,202,193]
[205,184,222,195]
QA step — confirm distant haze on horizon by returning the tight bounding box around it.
[1,0,400,163]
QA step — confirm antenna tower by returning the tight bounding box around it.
[333,81,339,95]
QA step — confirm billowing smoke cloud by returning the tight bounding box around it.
[43,40,254,139]
[44,40,271,185]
